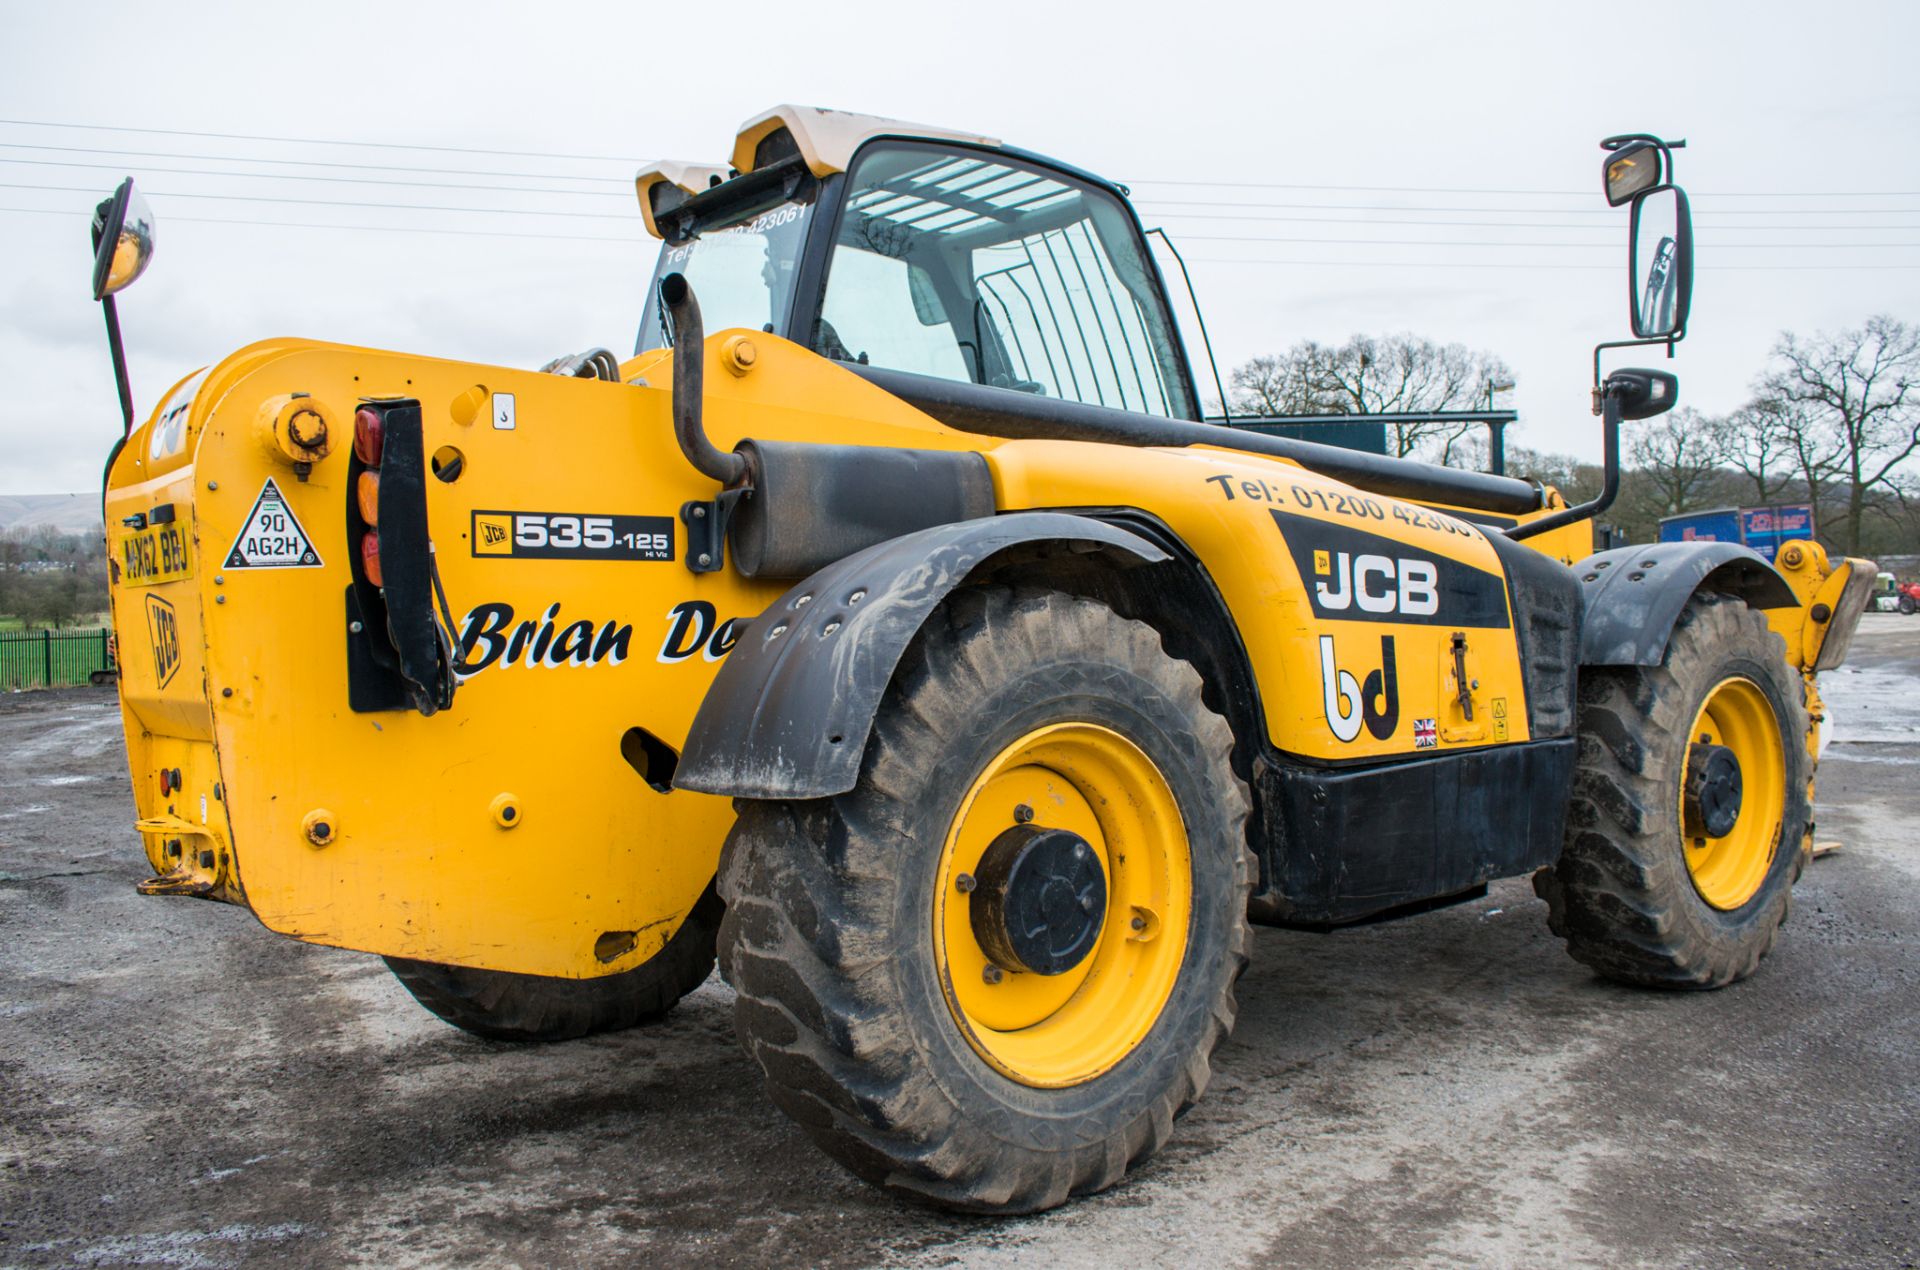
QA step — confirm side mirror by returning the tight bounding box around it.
[91,178,156,300]
[1628,185,1691,339]
[1602,140,1663,207]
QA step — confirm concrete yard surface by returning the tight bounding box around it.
[1,616,1916,1268]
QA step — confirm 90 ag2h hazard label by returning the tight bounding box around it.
[471,510,674,562]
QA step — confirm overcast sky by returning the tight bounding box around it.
[3,0,1917,494]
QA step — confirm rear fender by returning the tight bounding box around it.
[674,513,1168,800]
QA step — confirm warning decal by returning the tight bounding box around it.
[225,478,323,569]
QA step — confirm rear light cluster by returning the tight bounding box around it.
[354,407,384,586]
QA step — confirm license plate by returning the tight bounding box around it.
[118,509,195,588]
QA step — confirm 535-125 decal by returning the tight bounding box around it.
[472,510,674,562]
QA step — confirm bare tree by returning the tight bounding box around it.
[1626,407,1726,518]
[1228,352,1323,416]
[1229,334,1512,461]
[1759,315,1920,553]
[1715,394,1830,505]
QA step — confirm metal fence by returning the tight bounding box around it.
[0,628,115,690]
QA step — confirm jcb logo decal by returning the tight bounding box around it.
[1313,550,1439,617]
[145,594,181,689]
[1271,508,1510,629]
[474,514,514,555]
[1320,634,1399,743]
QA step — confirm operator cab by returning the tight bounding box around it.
[634,106,1203,421]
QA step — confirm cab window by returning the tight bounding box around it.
[814,144,1195,419]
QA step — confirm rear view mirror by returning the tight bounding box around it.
[1602,140,1663,207]
[1629,186,1692,339]
[91,178,156,300]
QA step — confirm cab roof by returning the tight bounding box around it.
[634,104,1002,239]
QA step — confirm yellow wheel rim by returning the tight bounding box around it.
[933,723,1192,1088]
[1680,677,1786,910]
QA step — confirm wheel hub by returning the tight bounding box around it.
[969,825,1107,976]
[1684,741,1744,839]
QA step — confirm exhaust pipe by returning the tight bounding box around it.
[659,273,748,486]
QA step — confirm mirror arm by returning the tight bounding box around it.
[100,293,134,437]
[1505,382,1623,542]
[1590,333,1683,412]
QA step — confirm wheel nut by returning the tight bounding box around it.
[982,965,1005,985]
[1013,804,1034,824]
[955,872,977,893]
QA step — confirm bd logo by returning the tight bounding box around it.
[145,594,181,689]
[1319,634,1399,743]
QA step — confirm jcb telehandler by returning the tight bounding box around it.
[88,107,1875,1212]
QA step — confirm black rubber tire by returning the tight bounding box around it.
[1535,593,1812,989]
[1900,593,1916,616]
[717,586,1254,1213]
[384,884,721,1042]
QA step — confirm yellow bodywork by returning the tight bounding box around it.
[102,331,1862,979]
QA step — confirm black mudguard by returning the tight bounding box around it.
[1576,541,1796,666]
[674,513,1168,800]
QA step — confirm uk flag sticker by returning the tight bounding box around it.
[1414,718,1438,748]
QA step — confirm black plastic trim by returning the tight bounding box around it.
[1248,737,1577,928]
[1576,541,1795,666]
[1482,530,1582,738]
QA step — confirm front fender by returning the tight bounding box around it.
[674,513,1168,800]
[1576,541,1797,666]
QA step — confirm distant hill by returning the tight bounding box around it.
[0,494,103,535]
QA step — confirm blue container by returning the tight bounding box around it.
[1658,508,1743,547]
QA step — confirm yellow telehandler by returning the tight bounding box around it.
[86,107,1874,1212]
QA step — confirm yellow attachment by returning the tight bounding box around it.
[489,793,523,829]
[1767,539,1873,670]
[449,385,488,428]
[1681,677,1786,910]
[933,723,1192,1088]
[302,809,337,848]
[255,394,336,468]
[721,335,758,377]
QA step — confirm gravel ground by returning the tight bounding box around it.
[1,616,1915,1269]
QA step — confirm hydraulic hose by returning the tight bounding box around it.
[659,272,749,486]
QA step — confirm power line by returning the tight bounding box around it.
[0,181,632,220]
[1147,211,1920,231]
[6,137,1909,227]
[1130,178,1920,198]
[1173,232,1920,249]
[0,155,631,197]
[0,117,635,163]
[1136,197,1920,217]
[0,139,628,184]
[12,201,1916,273]
[8,121,1915,202]
[0,204,643,245]
[13,154,1905,226]
[9,204,1915,270]
[1183,256,1920,271]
